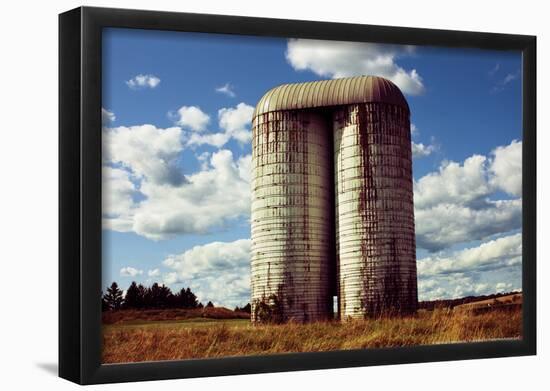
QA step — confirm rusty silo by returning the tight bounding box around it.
[250,108,334,322]
[251,75,417,322]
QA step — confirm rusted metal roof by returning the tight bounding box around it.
[253,75,409,118]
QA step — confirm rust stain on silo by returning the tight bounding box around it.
[251,75,417,322]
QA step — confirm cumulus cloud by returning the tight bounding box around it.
[162,239,251,307]
[415,155,493,210]
[414,140,522,252]
[103,146,251,240]
[417,233,522,300]
[120,266,144,277]
[286,39,424,95]
[186,103,254,148]
[148,268,161,277]
[102,167,136,232]
[126,74,161,89]
[489,139,522,197]
[103,124,184,186]
[102,108,116,124]
[132,150,251,240]
[417,233,522,277]
[175,106,210,132]
[410,124,437,158]
[218,103,254,143]
[415,199,522,252]
[215,83,236,98]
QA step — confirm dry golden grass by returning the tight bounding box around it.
[102,307,522,364]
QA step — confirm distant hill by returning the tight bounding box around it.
[419,291,522,311]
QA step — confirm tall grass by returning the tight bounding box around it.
[102,307,522,364]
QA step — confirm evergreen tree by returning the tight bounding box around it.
[175,287,199,308]
[206,301,214,308]
[147,283,174,308]
[185,287,198,308]
[103,282,124,310]
[124,282,141,309]
[101,290,109,312]
[234,303,251,313]
[241,303,251,313]
[137,284,148,308]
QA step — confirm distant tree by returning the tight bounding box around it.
[175,287,199,308]
[234,303,251,313]
[124,282,142,309]
[147,283,174,308]
[103,282,124,310]
[206,301,214,308]
[197,302,204,309]
[137,284,148,308]
[241,303,251,313]
[101,291,109,312]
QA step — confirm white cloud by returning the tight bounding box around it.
[411,123,419,137]
[412,141,436,158]
[417,234,522,300]
[126,74,161,89]
[414,141,522,252]
[148,268,161,277]
[415,155,492,210]
[410,124,436,158]
[218,103,254,143]
[186,132,231,148]
[415,199,522,252]
[102,108,116,124]
[133,150,251,240]
[417,233,522,277]
[104,149,251,241]
[103,124,184,186]
[495,282,513,293]
[286,39,424,95]
[215,83,236,98]
[490,139,522,197]
[162,239,251,307]
[186,103,254,148]
[175,106,210,132]
[102,167,135,232]
[120,266,144,277]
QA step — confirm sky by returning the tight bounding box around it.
[101,28,523,308]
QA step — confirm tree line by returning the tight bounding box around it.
[102,281,251,313]
[102,281,212,311]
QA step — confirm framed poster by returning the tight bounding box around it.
[59,6,536,384]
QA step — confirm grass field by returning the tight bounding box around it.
[102,306,522,364]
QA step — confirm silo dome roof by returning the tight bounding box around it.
[253,75,409,118]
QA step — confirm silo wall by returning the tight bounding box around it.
[251,110,334,322]
[334,103,418,318]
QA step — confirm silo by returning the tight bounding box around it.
[251,76,417,322]
[334,92,417,318]
[250,108,334,322]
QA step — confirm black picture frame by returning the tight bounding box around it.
[59,6,537,385]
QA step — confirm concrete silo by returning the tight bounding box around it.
[251,75,417,322]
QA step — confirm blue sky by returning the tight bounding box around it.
[102,28,522,307]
